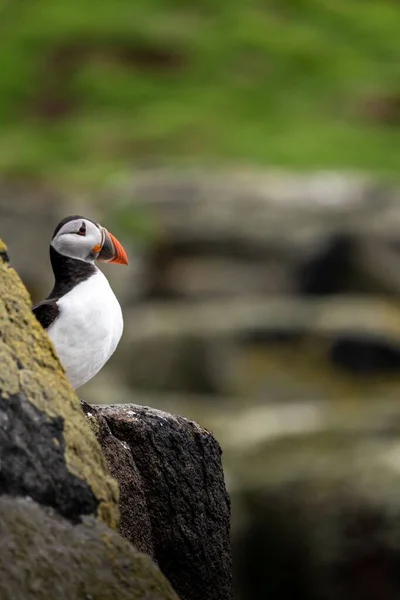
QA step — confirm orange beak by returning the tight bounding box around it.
[94,228,128,265]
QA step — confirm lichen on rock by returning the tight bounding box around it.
[0,495,179,600]
[0,240,119,527]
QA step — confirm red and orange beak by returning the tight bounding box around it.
[93,228,128,265]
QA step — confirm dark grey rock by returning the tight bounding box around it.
[0,495,179,600]
[82,400,155,558]
[0,393,97,522]
[83,403,233,600]
[231,429,400,600]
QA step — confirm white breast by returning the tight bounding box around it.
[48,268,123,389]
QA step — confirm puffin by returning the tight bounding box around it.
[32,215,128,390]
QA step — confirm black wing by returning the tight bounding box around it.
[32,299,60,330]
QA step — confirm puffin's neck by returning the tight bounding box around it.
[48,246,97,299]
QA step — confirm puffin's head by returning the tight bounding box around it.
[51,215,128,265]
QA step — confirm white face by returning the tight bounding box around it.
[51,218,103,262]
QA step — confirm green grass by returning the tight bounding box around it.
[0,0,399,183]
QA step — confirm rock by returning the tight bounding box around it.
[181,393,400,599]
[142,238,296,299]
[0,239,183,599]
[82,402,232,600]
[83,401,155,558]
[232,425,400,600]
[0,240,118,526]
[80,382,400,599]
[105,169,379,247]
[0,495,179,600]
[111,296,400,400]
[353,233,400,296]
[99,169,400,300]
[297,233,355,295]
[80,380,400,599]
[117,335,221,395]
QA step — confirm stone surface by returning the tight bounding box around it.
[82,402,233,600]
[0,495,179,600]
[5,169,400,304]
[83,401,155,558]
[0,241,118,526]
[110,295,400,400]
[101,168,400,299]
[232,426,400,600]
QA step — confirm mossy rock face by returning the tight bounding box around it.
[0,241,118,527]
[0,495,179,600]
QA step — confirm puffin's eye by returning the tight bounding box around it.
[77,222,86,236]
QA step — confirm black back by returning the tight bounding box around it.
[32,299,60,330]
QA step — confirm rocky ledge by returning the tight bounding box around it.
[82,402,232,600]
[0,240,232,600]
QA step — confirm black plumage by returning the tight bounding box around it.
[32,299,60,330]
[32,247,95,330]
[48,247,96,298]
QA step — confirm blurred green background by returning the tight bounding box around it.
[2,1,400,598]
[0,0,399,182]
